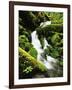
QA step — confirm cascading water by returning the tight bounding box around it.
[31,21,56,70]
[31,30,43,62]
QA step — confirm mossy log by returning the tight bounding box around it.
[19,47,47,72]
[37,24,63,34]
[44,24,63,33]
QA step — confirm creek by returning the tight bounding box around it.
[31,21,56,70]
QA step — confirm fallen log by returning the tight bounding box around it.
[19,47,47,72]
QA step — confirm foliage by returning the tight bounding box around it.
[45,12,63,24]
[23,66,33,74]
[28,47,38,59]
[19,35,33,52]
[19,47,47,79]
[19,11,63,78]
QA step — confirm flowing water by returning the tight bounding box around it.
[31,21,56,70]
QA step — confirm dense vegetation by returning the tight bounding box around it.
[19,11,63,79]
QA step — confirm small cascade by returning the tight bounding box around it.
[31,21,56,70]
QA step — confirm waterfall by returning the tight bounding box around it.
[31,21,56,70]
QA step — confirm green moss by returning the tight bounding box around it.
[37,24,63,35]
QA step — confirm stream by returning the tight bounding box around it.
[31,21,56,70]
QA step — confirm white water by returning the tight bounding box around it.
[40,21,51,28]
[43,38,50,49]
[31,21,56,69]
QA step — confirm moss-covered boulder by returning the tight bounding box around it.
[37,24,63,36]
